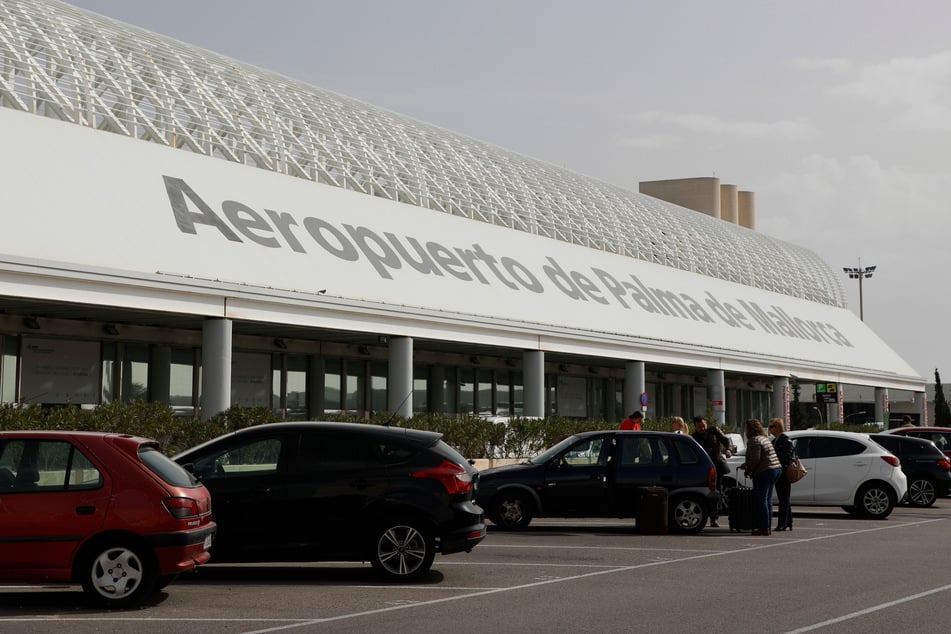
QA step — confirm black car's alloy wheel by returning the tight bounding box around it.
[907,477,937,507]
[669,496,707,534]
[370,518,435,581]
[490,492,533,530]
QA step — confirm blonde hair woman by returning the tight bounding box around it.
[670,416,689,434]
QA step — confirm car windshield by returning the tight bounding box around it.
[529,434,585,464]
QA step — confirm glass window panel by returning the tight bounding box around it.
[459,368,475,414]
[510,372,523,416]
[478,369,493,414]
[169,348,194,413]
[121,344,149,403]
[345,359,364,413]
[444,367,457,414]
[272,355,282,413]
[496,370,510,415]
[285,355,307,419]
[370,361,386,413]
[1,336,18,403]
[100,342,116,403]
[324,357,342,412]
[413,366,427,413]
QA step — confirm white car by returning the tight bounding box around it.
[723,430,907,519]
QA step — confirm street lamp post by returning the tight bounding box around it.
[844,410,867,424]
[811,405,826,429]
[842,260,876,321]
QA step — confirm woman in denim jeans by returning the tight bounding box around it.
[739,419,781,535]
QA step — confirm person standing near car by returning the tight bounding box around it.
[671,416,688,434]
[739,418,782,536]
[692,416,732,527]
[769,418,794,531]
[620,411,644,430]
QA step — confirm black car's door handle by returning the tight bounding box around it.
[75,506,96,515]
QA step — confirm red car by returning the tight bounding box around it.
[883,426,951,460]
[0,431,215,608]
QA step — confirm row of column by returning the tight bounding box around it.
[193,318,919,424]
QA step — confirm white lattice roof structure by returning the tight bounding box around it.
[0,0,846,307]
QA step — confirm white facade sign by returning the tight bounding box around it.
[0,108,922,385]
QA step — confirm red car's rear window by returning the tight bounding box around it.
[139,447,202,488]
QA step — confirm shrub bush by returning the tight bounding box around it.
[0,403,877,459]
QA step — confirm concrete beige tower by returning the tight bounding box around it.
[638,177,721,219]
[738,190,756,230]
[720,184,738,224]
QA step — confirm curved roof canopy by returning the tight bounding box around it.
[0,0,846,309]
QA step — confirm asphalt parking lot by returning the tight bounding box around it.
[4,503,951,633]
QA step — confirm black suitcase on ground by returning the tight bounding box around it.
[636,486,669,534]
[727,484,755,533]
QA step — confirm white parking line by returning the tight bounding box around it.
[784,582,951,633]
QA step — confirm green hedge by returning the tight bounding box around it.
[0,402,876,459]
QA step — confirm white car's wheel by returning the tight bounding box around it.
[857,483,895,519]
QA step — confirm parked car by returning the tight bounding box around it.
[881,426,951,460]
[173,422,485,581]
[476,431,718,534]
[0,431,216,608]
[726,430,906,519]
[869,434,951,506]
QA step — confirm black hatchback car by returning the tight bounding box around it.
[174,422,485,580]
[476,431,717,534]
[869,433,951,507]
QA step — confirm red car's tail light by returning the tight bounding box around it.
[164,496,201,519]
[939,459,951,471]
[707,466,717,491]
[881,455,900,467]
[411,460,473,495]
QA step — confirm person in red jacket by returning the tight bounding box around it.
[620,411,644,430]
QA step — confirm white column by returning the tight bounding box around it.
[874,387,889,427]
[773,377,790,428]
[707,369,726,427]
[523,350,545,417]
[200,318,232,419]
[624,361,645,417]
[387,336,413,418]
[916,391,928,425]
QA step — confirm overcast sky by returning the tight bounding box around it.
[67,0,951,383]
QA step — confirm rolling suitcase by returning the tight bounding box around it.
[727,483,755,533]
[636,486,669,534]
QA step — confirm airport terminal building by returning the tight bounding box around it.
[0,0,926,426]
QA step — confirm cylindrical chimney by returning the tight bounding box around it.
[738,191,756,230]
